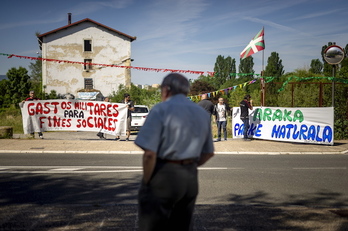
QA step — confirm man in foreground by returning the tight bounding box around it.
[135,73,214,231]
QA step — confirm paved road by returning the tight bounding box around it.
[1,153,348,230]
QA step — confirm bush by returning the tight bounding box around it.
[0,107,23,134]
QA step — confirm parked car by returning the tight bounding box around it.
[131,105,149,131]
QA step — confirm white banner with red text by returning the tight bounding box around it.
[232,106,334,145]
[20,100,127,136]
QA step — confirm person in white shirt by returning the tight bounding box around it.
[213,97,230,141]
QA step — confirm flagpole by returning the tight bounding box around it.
[262,26,265,72]
[261,27,265,106]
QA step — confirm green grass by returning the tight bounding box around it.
[0,108,23,134]
[211,117,233,138]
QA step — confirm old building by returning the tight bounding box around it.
[37,15,136,98]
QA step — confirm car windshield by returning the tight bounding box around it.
[133,107,148,113]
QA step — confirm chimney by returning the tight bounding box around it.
[68,13,72,25]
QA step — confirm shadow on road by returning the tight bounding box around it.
[0,175,347,230]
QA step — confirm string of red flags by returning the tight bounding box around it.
[1,52,262,78]
[1,53,215,76]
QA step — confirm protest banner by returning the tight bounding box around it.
[232,107,334,145]
[20,100,128,136]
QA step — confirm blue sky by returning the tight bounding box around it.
[1,0,348,85]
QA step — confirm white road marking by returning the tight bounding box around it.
[0,166,235,174]
[50,168,83,171]
[293,167,346,170]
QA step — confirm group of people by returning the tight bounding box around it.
[22,73,253,231]
[198,92,253,141]
[22,91,135,141]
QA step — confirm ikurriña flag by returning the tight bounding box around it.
[240,28,265,60]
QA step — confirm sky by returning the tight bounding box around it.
[1,0,348,85]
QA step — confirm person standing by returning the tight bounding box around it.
[135,73,214,231]
[116,93,134,141]
[23,91,44,139]
[97,97,110,139]
[197,93,214,117]
[213,98,230,141]
[240,94,253,141]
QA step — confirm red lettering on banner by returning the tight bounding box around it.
[36,103,43,114]
[100,103,106,116]
[87,117,94,128]
[51,102,59,113]
[61,101,71,109]
[74,101,89,110]
[27,103,35,115]
[40,116,72,128]
[27,102,62,115]
[107,105,112,116]
[95,103,101,116]
[87,102,94,114]
[40,117,45,128]
[76,117,118,131]
[44,102,51,114]
[112,104,119,117]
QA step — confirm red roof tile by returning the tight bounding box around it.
[37,18,136,41]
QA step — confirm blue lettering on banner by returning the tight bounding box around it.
[234,123,263,137]
[271,124,332,143]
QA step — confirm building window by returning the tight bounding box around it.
[85,78,93,89]
[84,40,92,52]
[84,59,92,71]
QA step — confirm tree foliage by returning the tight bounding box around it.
[6,67,31,106]
[238,56,254,80]
[309,59,323,74]
[263,52,284,78]
[213,55,236,88]
[28,56,43,98]
[263,52,284,106]
[190,80,215,97]
[110,84,161,109]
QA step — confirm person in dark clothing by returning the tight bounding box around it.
[240,94,253,141]
[197,94,214,117]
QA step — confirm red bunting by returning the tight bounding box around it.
[1,53,216,76]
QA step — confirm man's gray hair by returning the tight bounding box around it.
[161,73,190,95]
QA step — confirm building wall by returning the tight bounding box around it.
[41,22,132,97]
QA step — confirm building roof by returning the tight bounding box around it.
[37,18,136,48]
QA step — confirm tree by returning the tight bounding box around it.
[213,55,236,88]
[190,80,216,97]
[335,63,348,139]
[29,56,43,97]
[309,59,323,74]
[238,56,254,81]
[0,79,9,107]
[262,52,284,106]
[6,67,31,106]
[110,84,161,109]
[263,52,284,78]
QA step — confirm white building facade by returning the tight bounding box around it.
[38,18,136,98]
